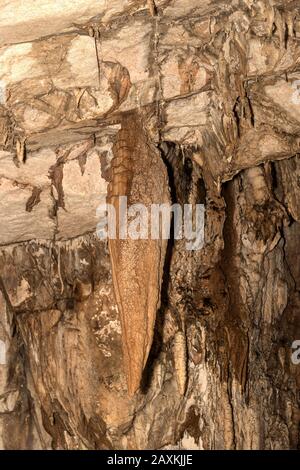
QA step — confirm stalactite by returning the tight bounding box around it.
[107,111,170,395]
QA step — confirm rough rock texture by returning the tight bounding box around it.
[0,0,300,450]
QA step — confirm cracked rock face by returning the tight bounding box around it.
[0,0,300,450]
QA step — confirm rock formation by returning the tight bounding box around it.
[0,0,299,450]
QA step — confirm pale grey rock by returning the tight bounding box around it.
[0,0,138,46]
[56,149,107,240]
[0,179,55,244]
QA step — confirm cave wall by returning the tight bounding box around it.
[0,0,300,449]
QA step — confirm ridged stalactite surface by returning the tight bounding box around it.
[107,112,170,395]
